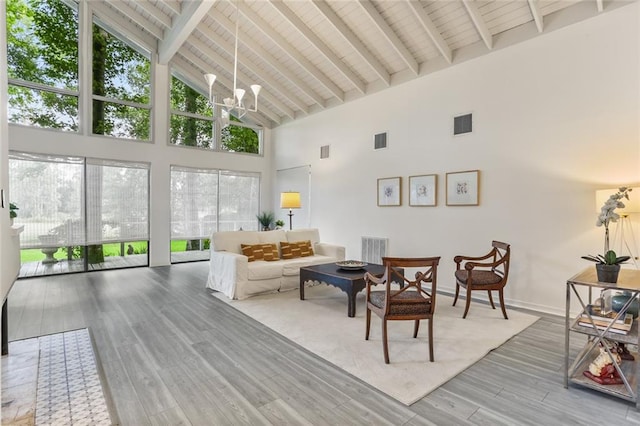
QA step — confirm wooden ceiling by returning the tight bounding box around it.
[94,0,630,128]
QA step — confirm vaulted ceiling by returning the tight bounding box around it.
[94,0,629,128]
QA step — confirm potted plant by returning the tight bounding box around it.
[256,211,274,231]
[582,250,630,283]
[9,202,18,225]
[274,219,285,229]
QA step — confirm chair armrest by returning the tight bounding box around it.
[206,250,249,299]
[314,243,346,261]
[364,272,385,286]
[463,256,507,271]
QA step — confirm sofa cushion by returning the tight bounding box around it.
[281,255,338,276]
[213,231,260,254]
[286,228,320,245]
[257,229,287,245]
[280,240,314,259]
[247,261,283,280]
[241,243,280,262]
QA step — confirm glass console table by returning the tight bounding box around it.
[564,267,640,408]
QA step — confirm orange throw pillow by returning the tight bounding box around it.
[241,243,280,262]
[280,240,314,259]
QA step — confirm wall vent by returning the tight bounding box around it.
[374,132,387,150]
[361,236,388,264]
[320,145,330,159]
[454,113,473,135]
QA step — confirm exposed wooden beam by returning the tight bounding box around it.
[527,0,544,33]
[462,0,493,50]
[104,1,164,40]
[158,0,214,65]
[596,0,604,12]
[172,56,272,128]
[134,1,172,29]
[91,2,157,52]
[358,0,419,76]
[269,0,366,94]
[158,0,182,18]
[238,2,344,102]
[200,19,310,114]
[311,0,390,86]
[406,0,452,64]
[186,38,296,120]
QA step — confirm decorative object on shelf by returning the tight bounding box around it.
[409,174,437,207]
[256,211,274,231]
[377,177,401,207]
[583,341,623,385]
[611,291,640,318]
[203,1,261,120]
[445,170,479,206]
[280,192,301,230]
[335,260,368,271]
[595,187,639,268]
[581,250,629,283]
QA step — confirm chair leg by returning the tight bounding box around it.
[428,318,434,362]
[382,319,390,364]
[365,308,371,340]
[487,290,496,309]
[453,283,460,306]
[462,287,472,319]
[413,319,420,338]
[499,289,509,320]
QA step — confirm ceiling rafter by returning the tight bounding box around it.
[311,0,390,86]
[269,0,367,94]
[527,0,544,33]
[158,0,214,65]
[104,1,164,40]
[200,19,310,115]
[187,37,296,120]
[462,0,493,50]
[597,0,604,12]
[406,0,452,64]
[158,0,181,16]
[172,55,271,128]
[91,2,157,52]
[134,1,172,29]
[358,0,419,76]
[237,2,344,103]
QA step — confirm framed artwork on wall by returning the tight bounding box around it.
[409,174,437,207]
[446,170,479,206]
[377,177,401,206]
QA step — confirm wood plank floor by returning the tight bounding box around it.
[6,263,640,425]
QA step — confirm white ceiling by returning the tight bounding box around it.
[95,0,633,128]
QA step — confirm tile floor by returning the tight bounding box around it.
[2,329,113,426]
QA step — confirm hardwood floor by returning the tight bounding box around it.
[6,263,640,425]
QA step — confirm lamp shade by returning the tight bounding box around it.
[280,192,301,209]
[595,187,640,214]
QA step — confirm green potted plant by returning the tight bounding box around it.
[9,202,18,225]
[582,250,630,283]
[256,211,274,231]
[274,219,285,229]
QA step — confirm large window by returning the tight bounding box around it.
[169,76,214,148]
[221,119,261,154]
[9,152,150,277]
[92,19,151,140]
[170,166,259,263]
[6,0,79,131]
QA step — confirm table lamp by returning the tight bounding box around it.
[280,191,301,230]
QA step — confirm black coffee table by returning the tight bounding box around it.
[299,262,387,317]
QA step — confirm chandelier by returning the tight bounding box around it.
[204,1,261,119]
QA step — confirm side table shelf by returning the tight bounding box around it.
[564,267,640,409]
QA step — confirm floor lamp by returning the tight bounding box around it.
[280,191,301,230]
[596,187,640,268]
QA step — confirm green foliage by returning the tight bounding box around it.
[581,250,631,265]
[9,202,18,219]
[256,211,274,228]
[221,124,260,153]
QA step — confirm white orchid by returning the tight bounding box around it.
[595,187,632,253]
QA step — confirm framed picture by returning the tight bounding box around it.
[409,174,437,207]
[377,177,401,206]
[446,170,479,206]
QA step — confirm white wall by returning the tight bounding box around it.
[272,3,640,315]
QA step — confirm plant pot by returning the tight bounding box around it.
[612,291,639,318]
[595,264,621,283]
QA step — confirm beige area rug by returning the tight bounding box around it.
[213,285,539,405]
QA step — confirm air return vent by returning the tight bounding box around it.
[374,132,387,150]
[361,236,388,264]
[320,145,330,159]
[454,113,473,135]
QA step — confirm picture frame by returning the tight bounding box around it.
[409,174,437,207]
[377,177,401,206]
[446,170,479,206]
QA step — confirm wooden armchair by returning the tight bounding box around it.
[453,241,511,319]
[364,256,440,364]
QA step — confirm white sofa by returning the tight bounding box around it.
[206,228,346,300]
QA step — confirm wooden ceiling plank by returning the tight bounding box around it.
[526,0,544,33]
[134,1,173,29]
[238,2,344,102]
[176,51,281,126]
[158,0,214,65]
[269,0,367,94]
[187,38,296,120]
[91,2,157,51]
[406,0,452,64]
[462,0,493,50]
[311,0,390,86]
[596,0,604,12]
[203,17,312,114]
[105,1,164,40]
[357,0,419,76]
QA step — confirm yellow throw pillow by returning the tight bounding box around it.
[241,243,280,262]
[280,240,314,259]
